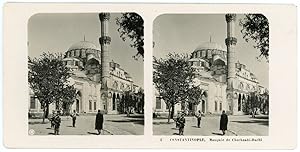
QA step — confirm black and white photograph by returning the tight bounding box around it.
[153,14,269,136]
[28,13,144,135]
[3,3,297,149]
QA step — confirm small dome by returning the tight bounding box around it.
[195,42,225,51]
[68,41,98,51]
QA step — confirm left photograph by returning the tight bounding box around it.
[28,13,144,135]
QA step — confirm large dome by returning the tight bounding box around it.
[195,41,226,51]
[68,41,98,51]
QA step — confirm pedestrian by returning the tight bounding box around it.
[53,111,61,135]
[95,110,104,135]
[220,110,228,135]
[178,113,186,136]
[70,110,77,127]
[195,110,202,128]
[174,112,180,128]
[49,111,56,128]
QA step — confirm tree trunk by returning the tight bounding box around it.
[42,108,46,123]
[167,107,171,123]
[252,108,256,118]
[127,107,131,117]
[45,104,49,118]
[42,105,48,123]
[170,104,175,119]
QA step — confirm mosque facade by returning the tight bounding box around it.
[28,13,144,117]
[153,14,268,116]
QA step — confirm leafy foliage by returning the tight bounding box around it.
[242,91,264,117]
[116,13,144,59]
[240,14,269,61]
[28,53,76,122]
[153,53,203,122]
[261,90,269,114]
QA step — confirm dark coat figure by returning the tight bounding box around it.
[178,114,185,136]
[49,114,55,128]
[174,113,180,128]
[53,114,61,135]
[70,110,77,127]
[195,110,202,128]
[219,110,228,135]
[95,110,104,135]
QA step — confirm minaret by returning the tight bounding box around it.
[225,14,237,114]
[225,14,237,89]
[99,13,111,90]
[99,13,111,113]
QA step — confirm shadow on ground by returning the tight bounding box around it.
[212,132,224,136]
[108,119,144,125]
[28,121,50,125]
[127,115,144,119]
[231,120,269,126]
[153,121,174,125]
[252,115,269,119]
[87,132,100,135]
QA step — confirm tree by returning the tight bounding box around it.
[243,91,263,118]
[60,85,77,115]
[116,13,144,59]
[123,90,137,116]
[28,53,76,123]
[261,90,269,115]
[135,89,144,114]
[153,53,203,123]
[240,14,269,61]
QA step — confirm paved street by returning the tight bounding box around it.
[29,114,144,135]
[153,115,268,136]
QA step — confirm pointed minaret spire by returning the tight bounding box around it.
[83,35,86,41]
[210,35,212,42]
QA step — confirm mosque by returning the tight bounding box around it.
[28,13,144,117]
[153,14,268,116]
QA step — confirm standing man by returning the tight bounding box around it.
[49,111,56,128]
[220,110,228,135]
[178,113,186,136]
[70,110,77,127]
[195,110,202,128]
[174,112,181,128]
[53,111,61,135]
[95,110,104,135]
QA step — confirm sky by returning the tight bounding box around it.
[153,14,269,88]
[28,13,144,88]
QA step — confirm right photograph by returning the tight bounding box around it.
[152,14,269,136]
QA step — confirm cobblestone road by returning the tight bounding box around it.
[28,114,144,135]
[153,115,268,136]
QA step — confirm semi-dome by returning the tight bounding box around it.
[68,41,98,51]
[195,41,226,51]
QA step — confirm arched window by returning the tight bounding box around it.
[30,96,36,109]
[89,100,92,111]
[238,94,242,111]
[240,82,243,90]
[201,50,206,57]
[156,97,161,109]
[94,101,96,111]
[215,101,218,112]
[113,93,116,110]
